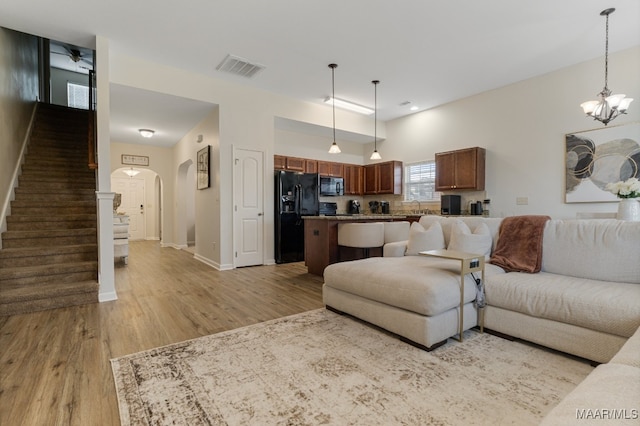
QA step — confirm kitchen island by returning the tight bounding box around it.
[303,215,410,276]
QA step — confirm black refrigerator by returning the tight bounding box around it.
[275,170,319,263]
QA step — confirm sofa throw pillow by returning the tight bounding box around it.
[448,220,492,260]
[406,221,445,255]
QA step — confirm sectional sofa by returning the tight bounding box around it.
[323,215,640,422]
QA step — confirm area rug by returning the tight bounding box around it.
[111,309,592,425]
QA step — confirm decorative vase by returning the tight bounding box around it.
[617,198,640,221]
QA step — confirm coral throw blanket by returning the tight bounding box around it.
[490,215,551,273]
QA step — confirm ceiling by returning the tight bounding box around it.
[2,0,639,147]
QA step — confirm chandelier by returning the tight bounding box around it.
[580,8,633,126]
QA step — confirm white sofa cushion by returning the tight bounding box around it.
[485,271,640,337]
[610,326,640,368]
[542,220,640,284]
[448,220,492,260]
[540,363,640,426]
[324,256,506,316]
[406,221,445,255]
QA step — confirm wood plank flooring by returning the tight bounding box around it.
[0,241,324,425]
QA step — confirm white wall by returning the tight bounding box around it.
[0,27,39,238]
[382,46,639,219]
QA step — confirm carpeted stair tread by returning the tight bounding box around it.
[6,214,96,223]
[0,244,97,268]
[0,280,99,316]
[0,261,97,281]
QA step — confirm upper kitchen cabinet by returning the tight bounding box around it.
[318,161,343,177]
[305,159,318,173]
[435,147,485,191]
[274,155,306,172]
[344,164,363,195]
[364,161,403,195]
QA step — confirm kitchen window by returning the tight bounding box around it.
[404,160,440,201]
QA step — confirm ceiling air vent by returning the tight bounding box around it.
[216,54,265,78]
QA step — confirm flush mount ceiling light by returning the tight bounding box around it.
[328,64,341,154]
[370,80,382,161]
[138,129,155,138]
[580,8,633,126]
[323,97,374,115]
[123,167,140,177]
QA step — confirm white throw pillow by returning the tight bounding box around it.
[448,220,492,259]
[406,221,445,255]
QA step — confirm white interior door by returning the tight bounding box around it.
[234,148,264,267]
[112,176,146,240]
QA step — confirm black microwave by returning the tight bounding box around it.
[320,177,344,196]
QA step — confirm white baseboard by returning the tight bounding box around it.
[98,290,118,302]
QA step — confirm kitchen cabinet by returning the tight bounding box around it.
[274,155,286,170]
[435,147,485,191]
[318,161,343,177]
[364,161,403,195]
[344,164,363,195]
[274,155,307,172]
[305,160,318,173]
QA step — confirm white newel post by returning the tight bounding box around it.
[97,192,117,301]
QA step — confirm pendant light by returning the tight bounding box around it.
[580,8,633,126]
[370,80,382,160]
[328,63,341,154]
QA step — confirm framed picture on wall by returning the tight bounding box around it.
[565,122,640,203]
[197,145,210,190]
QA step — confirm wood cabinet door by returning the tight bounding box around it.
[435,151,456,190]
[376,161,403,195]
[435,147,485,191]
[305,160,318,173]
[344,165,363,195]
[329,162,343,177]
[364,164,378,194]
[285,157,305,172]
[274,155,286,170]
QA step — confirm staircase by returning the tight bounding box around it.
[0,103,99,316]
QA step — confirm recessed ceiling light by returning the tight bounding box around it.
[410,106,419,111]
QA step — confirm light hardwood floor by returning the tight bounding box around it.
[0,241,324,425]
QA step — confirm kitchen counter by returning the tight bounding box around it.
[304,214,408,220]
[303,215,412,276]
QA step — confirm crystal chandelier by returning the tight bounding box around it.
[580,8,633,126]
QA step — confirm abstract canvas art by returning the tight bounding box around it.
[565,123,640,203]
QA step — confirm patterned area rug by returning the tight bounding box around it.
[111,309,592,425]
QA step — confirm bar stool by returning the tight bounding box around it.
[337,222,385,260]
[383,221,410,244]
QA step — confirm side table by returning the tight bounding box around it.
[419,249,485,342]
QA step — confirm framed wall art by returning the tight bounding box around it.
[197,145,211,190]
[565,122,640,203]
[121,154,149,166]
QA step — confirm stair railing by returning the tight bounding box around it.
[87,69,98,170]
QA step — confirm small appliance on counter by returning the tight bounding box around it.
[441,194,461,215]
[347,200,360,214]
[368,201,380,214]
[470,201,483,215]
[380,201,390,214]
[319,202,338,216]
